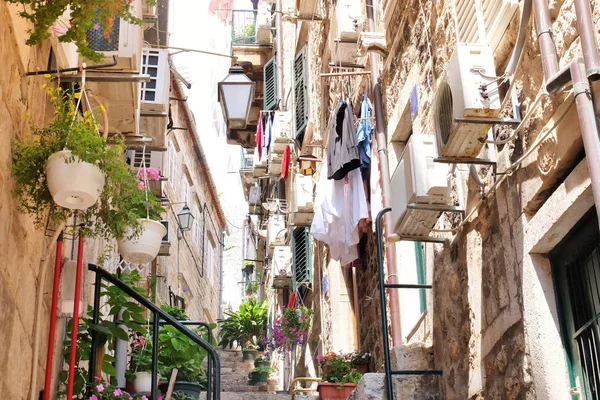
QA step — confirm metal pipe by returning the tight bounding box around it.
[276,0,284,110]
[532,0,559,80]
[66,232,85,399]
[151,315,160,400]
[470,164,486,187]
[376,208,395,400]
[88,271,102,390]
[573,0,600,80]
[570,58,600,230]
[42,232,63,400]
[366,0,403,346]
[25,55,118,76]
[504,0,532,77]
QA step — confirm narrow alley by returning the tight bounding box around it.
[1,0,600,399]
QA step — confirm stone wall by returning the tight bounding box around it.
[379,0,599,397]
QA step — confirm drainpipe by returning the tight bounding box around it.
[276,0,284,111]
[532,0,559,80]
[571,59,600,227]
[219,231,225,320]
[365,0,402,345]
[573,0,600,80]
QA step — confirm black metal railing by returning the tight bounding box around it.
[375,208,442,400]
[231,10,273,47]
[88,264,221,399]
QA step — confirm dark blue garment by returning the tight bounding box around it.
[356,95,374,179]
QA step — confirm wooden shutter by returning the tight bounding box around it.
[264,55,278,110]
[292,227,312,293]
[293,46,309,136]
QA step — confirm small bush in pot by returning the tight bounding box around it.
[218,297,268,349]
[248,366,275,385]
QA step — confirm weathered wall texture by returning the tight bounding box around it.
[379,0,600,398]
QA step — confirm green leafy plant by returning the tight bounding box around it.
[316,352,363,384]
[11,83,163,240]
[6,0,155,62]
[60,270,149,397]
[160,304,189,321]
[264,306,312,352]
[248,365,275,377]
[348,349,371,367]
[125,334,153,382]
[218,297,268,349]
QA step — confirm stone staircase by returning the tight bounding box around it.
[201,349,292,400]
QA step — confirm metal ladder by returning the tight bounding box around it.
[375,208,443,400]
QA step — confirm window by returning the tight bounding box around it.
[169,287,186,311]
[141,48,168,104]
[551,208,600,399]
[293,46,309,139]
[291,227,312,300]
[264,55,278,110]
[454,0,518,50]
[180,174,189,203]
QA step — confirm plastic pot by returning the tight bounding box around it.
[45,150,105,210]
[133,371,153,395]
[317,382,357,400]
[249,371,268,385]
[158,381,202,399]
[118,219,167,264]
[242,349,258,361]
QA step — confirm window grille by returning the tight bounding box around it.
[87,17,120,52]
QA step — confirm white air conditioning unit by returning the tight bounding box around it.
[293,174,314,212]
[249,186,262,206]
[127,149,164,172]
[272,245,292,276]
[267,214,287,248]
[272,112,294,154]
[434,43,500,159]
[329,0,364,64]
[390,134,452,237]
[141,48,170,112]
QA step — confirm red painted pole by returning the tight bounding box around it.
[66,232,85,399]
[43,232,63,400]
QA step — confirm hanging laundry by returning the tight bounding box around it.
[264,113,273,154]
[327,100,360,180]
[356,95,374,180]
[311,156,368,265]
[256,111,264,159]
[281,144,291,180]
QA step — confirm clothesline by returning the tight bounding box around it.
[320,71,371,78]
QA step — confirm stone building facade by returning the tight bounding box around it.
[235,0,600,398]
[0,0,226,397]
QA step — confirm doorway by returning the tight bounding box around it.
[551,208,600,399]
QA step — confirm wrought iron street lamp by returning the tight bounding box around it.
[177,204,195,232]
[218,64,256,130]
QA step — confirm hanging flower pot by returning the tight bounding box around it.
[133,371,153,395]
[45,150,105,210]
[118,219,167,264]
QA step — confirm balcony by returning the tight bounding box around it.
[231,9,273,48]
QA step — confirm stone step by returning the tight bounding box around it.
[200,392,291,400]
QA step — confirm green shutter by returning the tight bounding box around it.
[264,55,278,110]
[415,242,427,313]
[293,46,309,136]
[292,227,312,293]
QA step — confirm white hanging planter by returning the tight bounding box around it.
[133,371,153,395]
[118,219,167,264]
[45,150,105,210]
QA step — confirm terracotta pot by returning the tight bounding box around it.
[118,219,167,264]
[45,150,105,210]
[317,382,357,400]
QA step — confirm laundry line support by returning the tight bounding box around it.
[320,71,372,78]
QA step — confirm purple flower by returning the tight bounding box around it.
[113,388,123,396]
[94,23,101,30]
[96,384,104,392]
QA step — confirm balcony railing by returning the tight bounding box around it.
[231,10,273,47]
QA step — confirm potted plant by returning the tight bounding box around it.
[117,188,166,264]
[12,84,146,242]
[125,334,154,395]
[264,306,312,353]
[316,352,363,400]
[245,281,259,296]
[254,353,270,368]
[348,349,371,374]
[218,297,268,353]
[242,341,259,361]
[6,0,156,62]
[89,378,148,399]
[248,366,275,385]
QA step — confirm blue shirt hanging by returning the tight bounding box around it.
[356,95,374,179]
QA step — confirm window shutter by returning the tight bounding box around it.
[292,227,312,293]
[455,0,480,43]
[293,46,309,136]
[264,55,278,110]
[455,0,517,49]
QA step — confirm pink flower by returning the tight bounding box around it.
[90,396,98,400]
[138,167,160,181]
[96,384,104,392]
[138,180,145,189]
[49,25,69,34]
[113,388,123,396]
[94,23,101,30]
[300,314,306,320]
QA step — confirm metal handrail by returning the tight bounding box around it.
[375,208,442,400]
[87,264,220,399]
